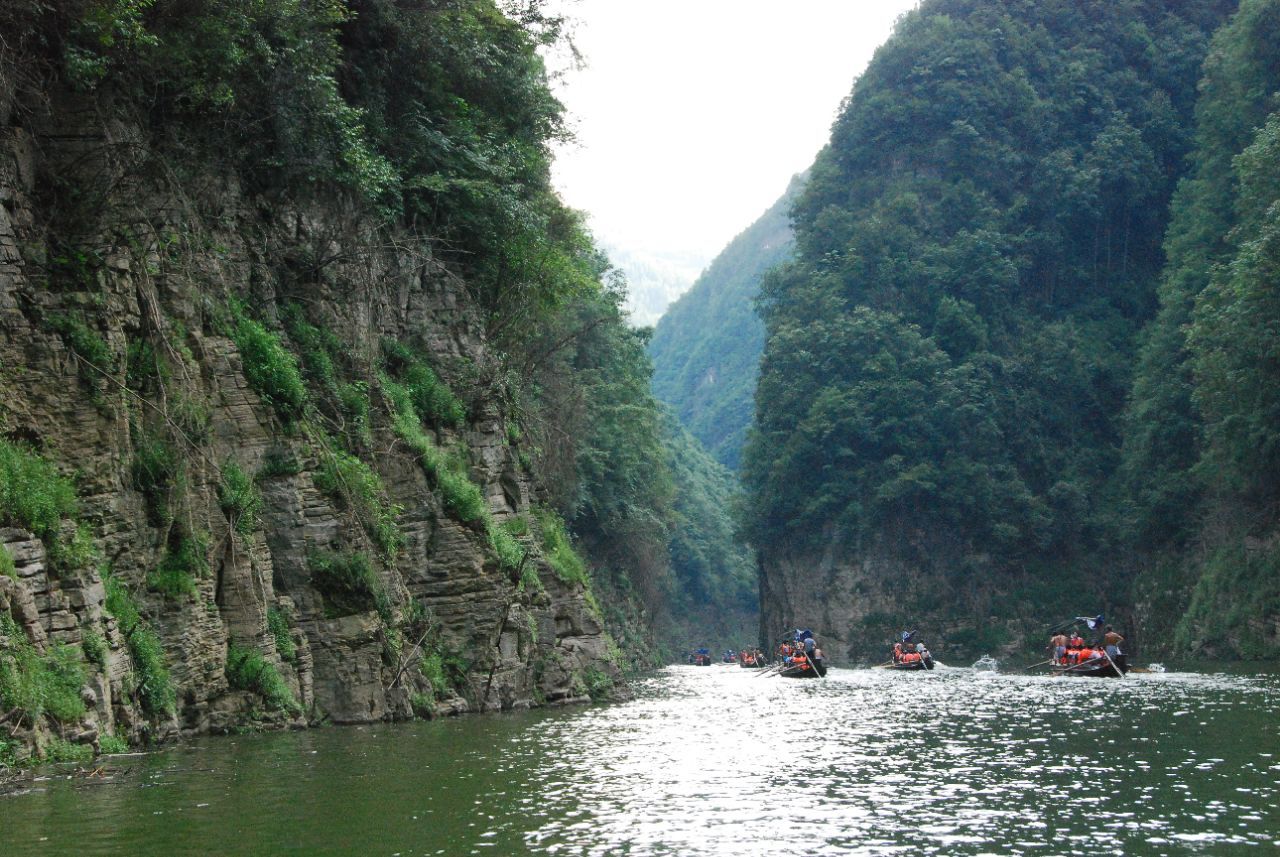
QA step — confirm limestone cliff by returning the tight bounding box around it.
[0,91,622,764]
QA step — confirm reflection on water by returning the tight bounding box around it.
[3,665,1278,856]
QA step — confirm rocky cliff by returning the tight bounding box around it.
[0,89,622,764]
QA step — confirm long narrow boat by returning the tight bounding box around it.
[887,656,934,671]
[1052,652,1128,678]
[779,658,827,678]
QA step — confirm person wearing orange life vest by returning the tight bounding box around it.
[790,651,809,672]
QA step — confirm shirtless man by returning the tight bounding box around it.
[1103,625,1124,658]
[1050,632,1068,664]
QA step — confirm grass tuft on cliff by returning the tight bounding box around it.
[226,644,300,715]
[228,303,307,423]
[0,615,87,725]
[104,574,175,716]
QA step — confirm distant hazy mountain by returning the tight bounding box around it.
[647,175,801,470]
[601,242,709,327]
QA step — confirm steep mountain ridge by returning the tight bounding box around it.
[745,0,1244,662]
[649,175,799,470]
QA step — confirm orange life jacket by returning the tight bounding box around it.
[903,652,920,663]
[792,654,808,668]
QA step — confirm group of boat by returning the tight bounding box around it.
[687,615,1133,679]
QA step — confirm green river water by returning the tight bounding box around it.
[2,663,1278,856]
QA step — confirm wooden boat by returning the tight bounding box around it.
[779,658,827,678]
[739,658,767,669]
[1052,652,1128,678]
[887,648,934,670]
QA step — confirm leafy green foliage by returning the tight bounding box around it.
[147,531,208,599]
[130,427,181,526]
[381,340,465,428]
[1174,537,1280,659]
[661,413,756,616]
[1123,0,1280,540]
[218,459,262,536]
[81,630,107,669]
[228,304,307,423]
[0,439,80,543]
[98,734,129,754]
[0,545,14,580]
[0,439,95,570]
[313,447,403,562]
[46,312,114,377]
[226,644,300,714]
[533,506,587,585]
[383,375,526,571]
[745,0,1232,583]
[267,607,296,664]
[0,615,87,724]
[104,575,174,716]
[1118,0,1280,657]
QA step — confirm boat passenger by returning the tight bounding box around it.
[791,652,809,671]
[1069,632,1085,649]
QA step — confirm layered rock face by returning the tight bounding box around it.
[0,95,619,760]
[758,529,1038,665]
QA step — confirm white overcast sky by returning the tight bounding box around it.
[543,0,919,265]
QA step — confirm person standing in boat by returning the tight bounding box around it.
[1050,631,1068,664]
[1102,626,1124,659]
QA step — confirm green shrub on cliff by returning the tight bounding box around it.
[381,339,465,428]
[0,545,14,580]
[104,574,175,716]
[130,426,182,526]
[0,439,80,543]
[533,506,587,586]
[267,607,297,664]
[45,312,115,379]
[218,459,262,537]
[313,447,403,562]
[228,305,307,423]
[225,644,300,714]
[147,530,208,599]
[0,439,96,572]
[0,615,87,724]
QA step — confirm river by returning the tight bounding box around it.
[2,663,1277,855]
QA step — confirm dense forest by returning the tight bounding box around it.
[743,0,1278,659]
[649,176,799,471]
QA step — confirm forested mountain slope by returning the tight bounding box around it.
[1124,0,1280,659]
[0,0,712,766]
[649,177,799,471]
[744,0,1241,660]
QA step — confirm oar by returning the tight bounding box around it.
[1020,659,1053,672]
[1099,646,1125,678]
